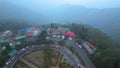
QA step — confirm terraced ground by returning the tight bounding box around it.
[14,50,72,68]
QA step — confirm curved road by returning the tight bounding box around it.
[74,41,96,68]
[6,44,80,68]
[51,35,96,68]
[65,39,96,68]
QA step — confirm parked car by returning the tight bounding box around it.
[78,45,82,48]
[76,43,82,48]
[78,64,82,68]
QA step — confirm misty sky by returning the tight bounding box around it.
[3,0,120,9]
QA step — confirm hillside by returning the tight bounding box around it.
[67,23,120,68]
[0,2,120,43]
[46,5,120,43]
[0,2,48,25]
[0,21,30,32]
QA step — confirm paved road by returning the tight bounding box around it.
[50,36,96,68]
[5,36,96,68]
[6,45,80,68]
[74,42,96,68]
[55,46,80,68]
[65,38,96,68]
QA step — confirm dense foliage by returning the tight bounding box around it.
[67,23,120,68]
[0,22,120,68]
[0,20,30,32]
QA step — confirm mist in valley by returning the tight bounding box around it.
[0,0,120,43]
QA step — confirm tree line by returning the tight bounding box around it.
[67,23,120,68]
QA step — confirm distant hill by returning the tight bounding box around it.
[44,5,120,43]
[0,2,120,43]
[0,21,30,32]
[0,2,49,25]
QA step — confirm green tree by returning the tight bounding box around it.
[43,46,52,68]
[94,52,101,59]
[0,20,30,32]
[50,23,55,28]
[64,23,118,68]
[38,30,47,40]
[0,55,8,67]
[45,40,54,45]
[58,40,65,46]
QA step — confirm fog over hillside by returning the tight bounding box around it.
[0,2,48,25]
[0,2,120,43]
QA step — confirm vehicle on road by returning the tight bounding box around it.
[78,64,82,68]
[79,45,82,48]
[56,46,58,48]
[76,43,82,48]
[57,35,60,38]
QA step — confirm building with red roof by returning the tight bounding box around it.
[26,32,34,37]
[50,27,56,31]
[65,32,75,37]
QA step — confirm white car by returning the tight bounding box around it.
[26,46,30,49]
[22,48,26,51]
[53,35,56,37]
[78,45,82,48]
[16,42,21,45]
[2,46,6,50]
[6,60,10,65]
[57,35,60,38]
[76,43,79,45]
[56,46,58,47]
[76,43,82,48]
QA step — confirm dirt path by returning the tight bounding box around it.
[50,67,59,68]
[20,58,38,68]
[17,64,21,68]
[56,54,62,66]
[50,54,62,68]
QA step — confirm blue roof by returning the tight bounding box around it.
[20,28,33,33]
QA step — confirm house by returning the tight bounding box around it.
[15,35,26,41]
[1,39,10,43]
[8,49,17,57]
[65,32,75,40]
[65,28,70,32]
[1,30,13,38]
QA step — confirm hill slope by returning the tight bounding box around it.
[45,5,120,42]
[0,2,48,25]
[0,2,120,43]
